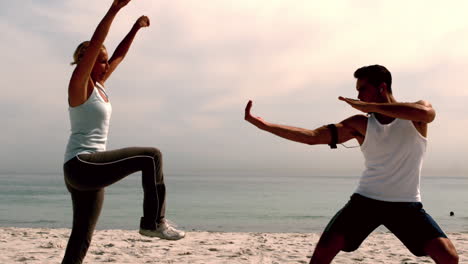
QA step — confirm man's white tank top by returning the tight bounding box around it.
[355,113,427,202]
[64,82,112,163]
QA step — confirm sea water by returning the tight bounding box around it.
[0,173,466,233]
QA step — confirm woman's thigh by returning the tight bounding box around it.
[64,147,162,191]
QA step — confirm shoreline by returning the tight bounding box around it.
[1,227,466,263]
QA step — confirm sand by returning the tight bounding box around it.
[0,227,466,263]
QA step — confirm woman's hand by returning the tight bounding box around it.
[112,0,131,10]
[135,16,150,29]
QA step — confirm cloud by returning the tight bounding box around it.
[1,0,467,174]
[27,0,468,107]
[132,0,468,111]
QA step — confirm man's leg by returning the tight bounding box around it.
[383,202,458,263]
[424,237,459,264]
[310,233,345,264]
[310,194,381,264]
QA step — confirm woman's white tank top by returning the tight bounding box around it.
[355,113,427,202]
[64,83,112,162]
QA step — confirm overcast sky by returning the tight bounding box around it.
[1,0,467,177]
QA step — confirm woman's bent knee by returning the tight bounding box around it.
[146,147,162,160]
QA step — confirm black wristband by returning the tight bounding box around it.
[327,124,338,149]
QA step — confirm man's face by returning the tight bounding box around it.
[356,78,380,102]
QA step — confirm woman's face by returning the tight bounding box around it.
[91,48,109,82]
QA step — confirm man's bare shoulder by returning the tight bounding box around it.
[339,114,368,139]
[341,114,368,126]
[415,99,433,108]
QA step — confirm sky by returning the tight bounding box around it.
[1,0,468,177]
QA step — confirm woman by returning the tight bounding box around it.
[63,1,184,263]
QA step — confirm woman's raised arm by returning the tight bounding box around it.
[68,0,131,107]
[103,15,150,82]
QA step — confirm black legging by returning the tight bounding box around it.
[61,147,166,264]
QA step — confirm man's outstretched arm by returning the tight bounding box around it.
[244,100,365,145]
[339,97,435,123]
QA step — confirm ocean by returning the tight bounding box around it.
[1,173,467,233]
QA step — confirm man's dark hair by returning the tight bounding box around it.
[354,65,392,94]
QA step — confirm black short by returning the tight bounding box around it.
[322,193,447,256]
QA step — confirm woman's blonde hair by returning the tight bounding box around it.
[71,41,107,66]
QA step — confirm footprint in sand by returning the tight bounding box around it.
[91,250,105,255]
[124,238,152,243]
[17,256,37,262]
[240,248,254,255]
[39,241,64,248]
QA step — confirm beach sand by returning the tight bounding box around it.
[0,228,466,263]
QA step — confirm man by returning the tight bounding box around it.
[244,65,458,264]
